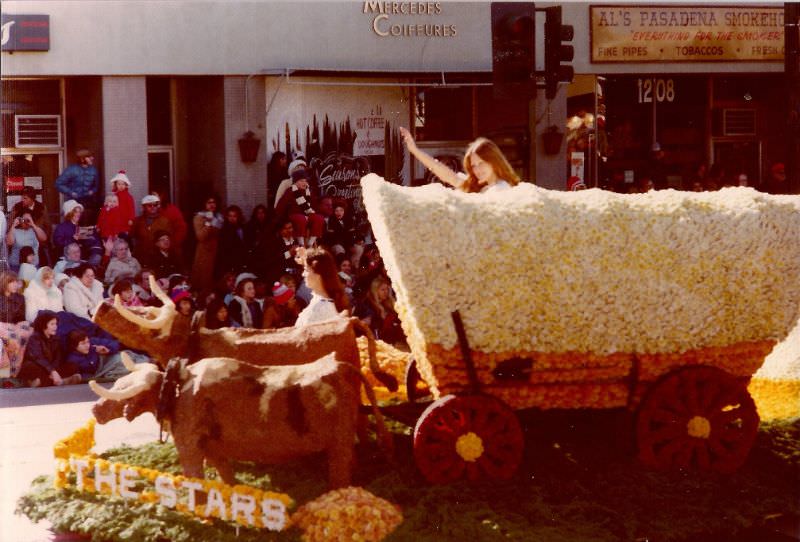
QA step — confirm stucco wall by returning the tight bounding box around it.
[2,1,782,77]
[101,77,148,211]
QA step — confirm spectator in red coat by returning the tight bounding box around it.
[151,188,188,261]
[96,194,128,240]
[109,171,135,234]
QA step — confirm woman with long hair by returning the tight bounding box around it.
[17,310,81,387]
[294,248,348,327]
[355,276,405,344]
[399,127,520,193]
[0,271,26,324]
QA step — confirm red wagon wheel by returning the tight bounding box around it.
[636,365,759,473]
[413,395,524,484]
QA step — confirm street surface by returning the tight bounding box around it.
[0,385,160,542]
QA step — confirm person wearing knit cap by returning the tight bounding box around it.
[228,275,263,328]
[52,201,103,267]
[55,149,99,225]
[110,170,135,233]
[274,169,325,248]
[273,157,309,209]
[272,281,294,305]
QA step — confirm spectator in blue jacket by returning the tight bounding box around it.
[65,329,121,381]
[55,148,99,224]
[53,200,103,267]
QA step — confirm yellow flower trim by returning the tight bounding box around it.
[455,432,484,462]
[52,420,293,531]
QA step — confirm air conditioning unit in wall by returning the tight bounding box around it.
[14,115,61,148]
[722,109,756,136]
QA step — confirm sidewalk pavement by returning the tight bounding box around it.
[1,384,160,542]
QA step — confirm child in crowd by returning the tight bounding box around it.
[228,275,262,328]
[110,279,143,307]
[132,268,157,306]
[17,246,38,286]
[337,255,355,302]
[202,297,236,330]
[264,281,301,328]
[65,329,121,381]
[110,170,135,234]
[97,193,127,240]
[170,289,195,336]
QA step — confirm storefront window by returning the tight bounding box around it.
[414,85,472,141]
[1,79,61,150]
[598,75,707,192]
[146,77,172,146]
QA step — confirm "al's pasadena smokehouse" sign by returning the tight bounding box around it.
[591,6,784,62]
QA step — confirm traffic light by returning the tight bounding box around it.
[491,2,535,99]
[544,6,574,100]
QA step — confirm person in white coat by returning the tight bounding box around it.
[62,263,105,319]
[24,266,64,322]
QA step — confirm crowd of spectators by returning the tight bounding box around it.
[1,154,407,388]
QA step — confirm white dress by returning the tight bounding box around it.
[454,173,512,193]
[294,293,341,328]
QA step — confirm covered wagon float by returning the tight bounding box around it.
[360,173,800,483]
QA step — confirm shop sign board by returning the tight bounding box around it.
[1,14,50,51]
[591,5,784,62]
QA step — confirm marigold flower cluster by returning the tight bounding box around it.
[53,418,95,460]
[357,336,410,401]
[291,486,403,542]
[361,175,800,409]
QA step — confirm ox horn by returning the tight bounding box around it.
[89,378,154,401]
[121,351,138,372]
[114,282,177,336]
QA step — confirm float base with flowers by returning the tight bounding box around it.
[38,419,403,541]
[361,174,800,483]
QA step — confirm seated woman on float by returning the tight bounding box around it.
[294,248,349,327]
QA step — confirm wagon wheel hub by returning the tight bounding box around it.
[413,395,524,484]
[686,415,711,439]
[636,365,759,473]
[455,431,484,462]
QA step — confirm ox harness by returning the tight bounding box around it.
[156,358,183,443]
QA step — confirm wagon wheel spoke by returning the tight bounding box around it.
[637,366,759,473]
[414,395,523,484]
[680,372,701,414]
[642,423,685,446]
[696,377,723,415]
[646,407,684,425]
[694,440,711,470]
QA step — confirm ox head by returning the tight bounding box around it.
[92,275,185,366]
[89,352,164,423]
